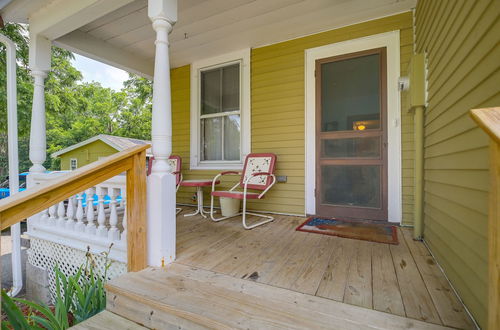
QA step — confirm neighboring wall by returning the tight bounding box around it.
[415,0,500,327]
[172,12,414,218]
[59,140,117,170]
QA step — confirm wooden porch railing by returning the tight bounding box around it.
[470,107,500,330]
[0,144,149,272]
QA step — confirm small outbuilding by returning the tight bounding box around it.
[51,134,152,170]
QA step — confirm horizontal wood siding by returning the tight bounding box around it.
[415,0,500,327]
[171,13,414,217]
[251,12,414,217]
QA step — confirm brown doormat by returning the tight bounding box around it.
[296,217,398,244]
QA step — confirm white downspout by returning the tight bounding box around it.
[0,33,23,297]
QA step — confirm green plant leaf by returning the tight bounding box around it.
[15,299,61,329]
[30,315,58,330]
[1,290,31,330]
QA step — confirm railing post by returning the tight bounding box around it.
[470,107,500,329]
[108,188,120,241]
[75,192,85,232]
[96,187,108,237]
[126,150,147,272]
[85,188,96,234]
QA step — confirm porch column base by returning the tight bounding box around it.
[147,172,176,266]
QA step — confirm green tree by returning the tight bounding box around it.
[1,23,154,179]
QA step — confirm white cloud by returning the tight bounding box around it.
[72,54,129,91]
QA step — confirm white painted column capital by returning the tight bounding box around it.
[31,69,48,82]
[29,68,49,173]
[151,17,173,36]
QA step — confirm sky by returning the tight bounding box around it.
[71,54,129,91]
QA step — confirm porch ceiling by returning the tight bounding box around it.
[57,0,416,72]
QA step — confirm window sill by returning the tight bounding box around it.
[190,162,243,171]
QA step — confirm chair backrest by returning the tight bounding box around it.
[167,155,182,185]
[240,153,277,191]
[147,155,182,186]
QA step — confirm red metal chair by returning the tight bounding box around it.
[147,155,183,214]
[210,153,277,229]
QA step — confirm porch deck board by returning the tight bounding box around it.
[372,243,406,316]
[175,208,475,329]
[70,311,147,330]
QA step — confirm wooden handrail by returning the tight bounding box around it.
[0,144,149,272]
[471,107,500,144]
[470,107,500,330]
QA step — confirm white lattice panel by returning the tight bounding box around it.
[28,238,126,302]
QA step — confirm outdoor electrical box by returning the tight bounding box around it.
[408,53,426,108]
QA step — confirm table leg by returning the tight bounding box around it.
[184,186,207,218]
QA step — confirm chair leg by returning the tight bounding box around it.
[209,194,241,222]
[241,196,274,229]
[209,195,274,229]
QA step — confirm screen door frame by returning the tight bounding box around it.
[315,47,388,221]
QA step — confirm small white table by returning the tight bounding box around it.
[180,179,220,218]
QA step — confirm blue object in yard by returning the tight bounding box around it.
[0,187,26,199]
[81,193,123,207]
[0,171,41,200]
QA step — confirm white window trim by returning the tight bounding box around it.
[70,158,78,171]
[190,49,251,170]
[304,31,402,223]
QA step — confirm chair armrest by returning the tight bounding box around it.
[251,172,271,177]
[212,171,242,192]
[221,171,241,176]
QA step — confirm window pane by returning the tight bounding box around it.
[201,68,221,115]
[321,54,380,132]
[322,137,380,158]
[222,64,240,112]
[201,117,222,160]
[224,115,240,160]
[321,165,381,208]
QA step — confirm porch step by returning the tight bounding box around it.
[70,311,147,329]
[105,263,453,330]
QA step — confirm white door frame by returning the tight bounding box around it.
[304,30,402,223]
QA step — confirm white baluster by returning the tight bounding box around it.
[96,187,108,238]
[56,200,66,227]
[65,195,76,230]
[108,188,120,241]
[85,187,96,235]
[39,208,49,225]
[48,204,57,226]
[75,192,85,232]
[120,188,127,242]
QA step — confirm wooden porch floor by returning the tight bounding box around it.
[175,208,475,330]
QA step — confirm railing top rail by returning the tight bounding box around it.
[471,107,500,144]
[0,144,149,230]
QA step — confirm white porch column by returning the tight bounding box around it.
[28,34,51,173]
[147,0,178,267]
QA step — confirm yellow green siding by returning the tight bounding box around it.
[415,0,500,327]
[59,140,117,170]
[172,12,414,217]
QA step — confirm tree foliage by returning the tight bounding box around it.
[0,23,152,180]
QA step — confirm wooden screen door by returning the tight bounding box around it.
[315,47,388,221]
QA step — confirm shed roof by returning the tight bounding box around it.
[51,134,152,158]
